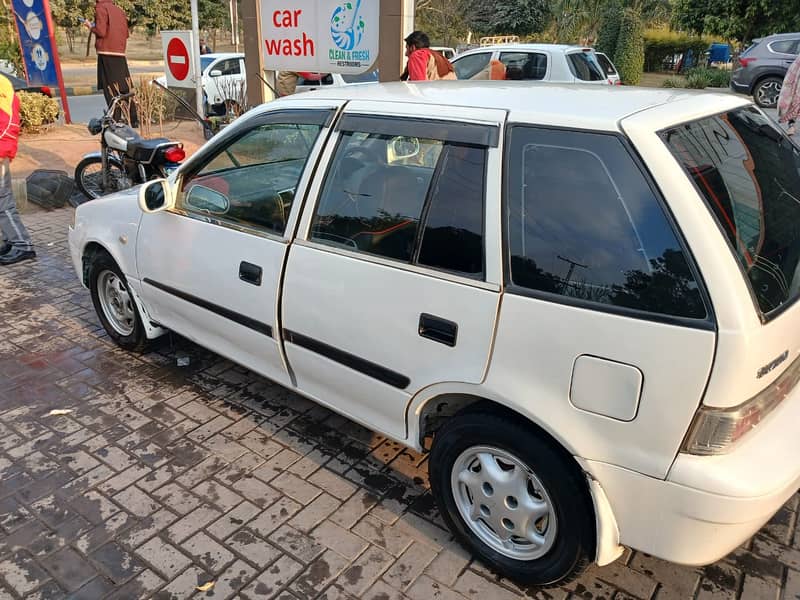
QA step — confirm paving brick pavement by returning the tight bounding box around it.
[0,207,798,599]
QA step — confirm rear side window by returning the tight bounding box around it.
[596,53,617,76]
[311,127,486,278]
[566,52,605,81]
[453,53,492,79]
[768,40,798,54]
[499,52,547,80]
[663,107,800,317]
[506,126,706,320]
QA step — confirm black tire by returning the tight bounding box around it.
[429,408,595,586]
[74,156,130,199]
[753,76,783,109]
[88,253,148,352]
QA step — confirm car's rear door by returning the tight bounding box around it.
[282,101,506,440]
[136,101,341,386]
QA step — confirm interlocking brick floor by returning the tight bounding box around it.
[1,208,798,599]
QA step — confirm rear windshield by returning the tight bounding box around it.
[567,52,606,81]
[662,107,800,317]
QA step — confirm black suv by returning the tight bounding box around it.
[731,33,800,108]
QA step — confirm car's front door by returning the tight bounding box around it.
[136,102,340,386]
[282,102,506,440]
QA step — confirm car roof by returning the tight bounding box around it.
[458,43,592,55]
[203,52,244,60]
[761,32,800,41]
[274,81,751,132]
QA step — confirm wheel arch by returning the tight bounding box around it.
[408,385,624,567]
[749,71,786,95]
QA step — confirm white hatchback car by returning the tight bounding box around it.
[452,43,614,84]
[69,82,800,586]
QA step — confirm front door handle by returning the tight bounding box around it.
[239,261,262,286]
[419,313,458,347]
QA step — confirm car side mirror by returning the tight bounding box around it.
[209,69,222,77]
[138,179,173,213]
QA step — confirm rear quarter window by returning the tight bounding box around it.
[505,126,707,321]
[566,52,606,81]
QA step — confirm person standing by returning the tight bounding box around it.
[0,74,34,266]
[778,54,800,136]
[404,31,456,81]
[84,0,138,127]
[199,38,212,55]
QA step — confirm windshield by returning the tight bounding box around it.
[663,106,800,317]
[201,56,215,71]
[341,70,379,84]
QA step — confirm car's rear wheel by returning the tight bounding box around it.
[88,253,148,352]
[429,408,595,586]
[753,76,782,108]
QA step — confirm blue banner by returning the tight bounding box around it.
[11,0,59,87]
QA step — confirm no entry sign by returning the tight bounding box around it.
[161,31,197,88]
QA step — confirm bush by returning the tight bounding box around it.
[643,29,712,73]
[18,91,59,134]
[676,67,732,89]
[661,77,685,88]
[614,8,645,86]
[596,0,623,57]
[133,77,178,137]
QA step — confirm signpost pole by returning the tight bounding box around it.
[190,0,204,121]
[41,0,70,123]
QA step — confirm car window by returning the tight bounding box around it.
[768,40,798,55]
[178,121,323,235]
[297,74,335,86]
[566,52,606,81]
[341,70,379,84]
[453,52,492,79]
[663,107,800,317]
[311,128,486,276]
[214,59,241,76]
[499,52,547,80]
[596,53,617,76]
[506,126,706,320]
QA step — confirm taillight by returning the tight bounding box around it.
[738,57,757,68]
[163,146,185,163]
[683,353,800,455]
[40,86,52,97]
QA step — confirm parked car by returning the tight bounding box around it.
[2,72,53,97]
[596,51,621,84]
[451,44,613,84]
[69,82,800,586]
[157,52,246,116]
[293,69,379,93]
[731,32,800,108]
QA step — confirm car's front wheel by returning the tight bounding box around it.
[88,253,148,352]
[753,76,783,108]
[429,408,595,586]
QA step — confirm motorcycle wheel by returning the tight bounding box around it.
[75,156,131,199]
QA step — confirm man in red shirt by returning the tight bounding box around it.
[404,31,456,81]
[84,0,138,126]
[0,74,34,265]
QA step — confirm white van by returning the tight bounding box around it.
[69,82,800,586]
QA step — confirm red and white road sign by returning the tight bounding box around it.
[161,30,197,89]
[167,38,190,80]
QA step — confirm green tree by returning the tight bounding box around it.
[461,0,550,36]
[415,0,469,46]
[595,0,623,54]
[673,0,800,44]
[614,7,645,84]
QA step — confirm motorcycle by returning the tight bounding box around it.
[74,91,187,199]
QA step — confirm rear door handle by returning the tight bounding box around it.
[239,261,262,286]
[419,313,458,347]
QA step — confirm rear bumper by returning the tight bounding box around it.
[583,459,799,566]
[583,385,800,566]
[730,79,750,94]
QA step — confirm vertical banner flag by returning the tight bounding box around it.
[259,0,379,74]
[10,0,71,122]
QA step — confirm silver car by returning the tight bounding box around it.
[731,33,800,108]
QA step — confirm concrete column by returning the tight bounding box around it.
[378,0,413,82]
[242,0,269,108]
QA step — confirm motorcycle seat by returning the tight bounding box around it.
[127,138,172,163]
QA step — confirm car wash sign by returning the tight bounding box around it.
[259,0,378,74]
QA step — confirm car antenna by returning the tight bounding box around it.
[151,79,215,141]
